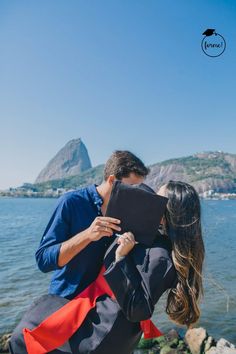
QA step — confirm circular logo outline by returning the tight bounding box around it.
[201,33,226,57]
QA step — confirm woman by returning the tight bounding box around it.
[98,179,205,352]
[9,180,205,354]
[157,180,205,327]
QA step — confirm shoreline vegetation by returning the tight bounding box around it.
[1,327,236,353]
[2,148,236,201]
[1,188,236,200]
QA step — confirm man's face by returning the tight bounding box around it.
[103,173,145,206]
[121,172,144,185]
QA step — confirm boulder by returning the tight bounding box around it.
[0,333,11,353]
[185,327,207,354]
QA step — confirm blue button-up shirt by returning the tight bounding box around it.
[35,184,110,300]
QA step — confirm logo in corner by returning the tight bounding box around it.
[201,29,226,57]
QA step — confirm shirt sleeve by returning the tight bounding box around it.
[103,249,176,323]
[35,195,71,273]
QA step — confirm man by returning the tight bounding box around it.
[35,150,149,300]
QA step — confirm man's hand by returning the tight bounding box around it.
[86,216,121,241]
[58,216,121,267]
[115,232,136,261]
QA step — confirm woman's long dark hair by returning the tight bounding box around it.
[161,180,205,328]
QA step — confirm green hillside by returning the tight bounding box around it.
[17,151,236,196]
[23,164,104,192]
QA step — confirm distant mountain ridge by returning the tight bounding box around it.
[35,138,92,183]
[145,151,236,193]
[31,148,236,195]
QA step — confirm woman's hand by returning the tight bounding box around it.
[115,232,136,261]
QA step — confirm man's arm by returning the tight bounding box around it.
[57,229,91,268]
[35,196,70,273]
[35,194,121,272]
[57,216,121,268]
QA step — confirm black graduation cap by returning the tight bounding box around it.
[105,181,168,246]
[202,29,215,36]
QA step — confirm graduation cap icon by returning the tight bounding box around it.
[202,29,216,36]
[105,181,168,246]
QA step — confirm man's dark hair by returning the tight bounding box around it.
[104,150,149,181]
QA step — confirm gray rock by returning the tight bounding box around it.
[217,338,236,350]
[166,329,179,341]
[204,336,215,352]
[213,338,236,353]
[184,327,207,354]
[207,346,236,354]
[0,333,11,353]
[206,347,218,354]
[35,138,92,183]
[160,345,177,354]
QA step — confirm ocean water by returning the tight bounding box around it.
[1,197,236,343]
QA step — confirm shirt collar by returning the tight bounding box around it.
[88,184,104,210]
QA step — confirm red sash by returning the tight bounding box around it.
[23,266,163,354]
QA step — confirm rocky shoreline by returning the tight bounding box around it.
[1,327,235,354]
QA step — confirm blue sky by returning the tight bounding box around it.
[0,0,235,189]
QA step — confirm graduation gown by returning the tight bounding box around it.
[9,230,176,354]
[9,182,176,354]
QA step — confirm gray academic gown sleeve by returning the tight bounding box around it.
[103,236,177,323]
